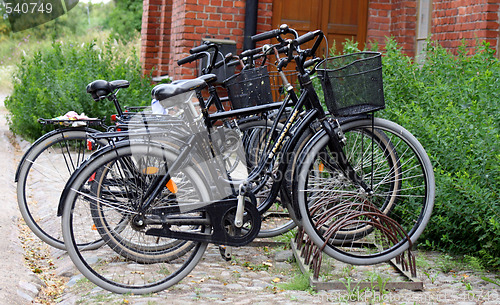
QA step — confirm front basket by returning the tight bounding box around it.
[317,52,385,116]
[224,66,274,110]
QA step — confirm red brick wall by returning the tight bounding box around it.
[432,0,500,54]
[142,0,500,78]
[141,0,172,77]
[367,0,417,57]
[366,0,392,50]
[141,0,273,80]
[367,0,500,56]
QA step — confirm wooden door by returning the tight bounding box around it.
[272,0,368,56]
[272,0,322,40]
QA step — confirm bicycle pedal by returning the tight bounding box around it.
[218,245,232,261]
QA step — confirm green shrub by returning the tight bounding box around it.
[380,39,500,269]
[104,0,143,42]
[5,39,154,140]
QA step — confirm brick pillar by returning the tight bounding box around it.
[366,0,392,51]
[167,0,251,80]
[367,0,418,57]
[157,0,173,77]
[140,0,163,76]
[391,0,418,57]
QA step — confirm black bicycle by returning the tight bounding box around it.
[57,25,435,294]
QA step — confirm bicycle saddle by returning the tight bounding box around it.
[87,80,130,101]
[152,76,210,103]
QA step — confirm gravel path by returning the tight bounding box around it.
[1,92,499,305]
[0,92,46,304]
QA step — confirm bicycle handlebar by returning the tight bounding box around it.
[240,47,262,58]
[293,30,322,47]
[214,53,240,69]
[251,28,282,42]
[250,24,297,42]
[190,43,210,54]
[177,52,205,66]
[179,42,221,73]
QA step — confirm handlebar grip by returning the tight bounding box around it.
[251,29,281,42]
[240,47,262,58]
[177,53,204,66]
[190,44,209,54]
[304,58,321,69]
[293,30,322,46]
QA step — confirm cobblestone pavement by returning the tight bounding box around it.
[38,240,500,305]
[2,93,500,305]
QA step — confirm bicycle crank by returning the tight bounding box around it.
[145,197,261,246]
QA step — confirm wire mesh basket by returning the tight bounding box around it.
[224,66,274,109]
[317,52,385,116]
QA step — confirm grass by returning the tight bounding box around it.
[277,273,314,292]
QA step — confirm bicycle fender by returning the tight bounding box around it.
[15,127,97,182]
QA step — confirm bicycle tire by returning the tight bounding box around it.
[88,141,208,264]
[294,117,435,265]
[60,140,210,294]
[238,120,297,238]
[16,128,104,249]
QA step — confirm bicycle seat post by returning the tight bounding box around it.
[108,92,124,118]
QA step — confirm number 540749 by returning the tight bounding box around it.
[3,2,53,14]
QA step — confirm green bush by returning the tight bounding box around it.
[5,39,154,140]
[104,0,143,42]
[381,39,500,269]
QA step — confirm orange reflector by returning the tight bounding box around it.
[89,172,96,182]
[111,114,117,122]
[142,167,159,175]
[91,224,97,231]
[318,162,324,172]
[166,179,178,194]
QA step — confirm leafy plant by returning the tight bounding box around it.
[481,276,500,287]
[278,273,314,293]
[5,38,153,140]
[339,277,367,301]
[380,38,500,270]
[104,0,143,42]
[423,271,440,284]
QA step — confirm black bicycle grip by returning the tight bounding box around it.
[177,52,204,66]
[251,29,281,42]
[293,30,322,46]
[240,47,262,58]
[190,44,210,54]
[304,58,321,69]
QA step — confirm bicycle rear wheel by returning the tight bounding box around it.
[294,118,434,265]
[60,140,209,294]
[16,128,103,249]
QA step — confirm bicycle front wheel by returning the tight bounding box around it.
[60,140,209,294]
[294,117,435,265]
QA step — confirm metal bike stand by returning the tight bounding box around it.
[290,230,424,291]
[249,239,288,247]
